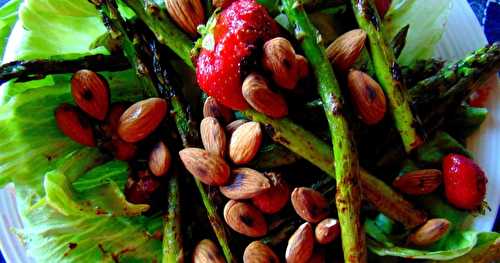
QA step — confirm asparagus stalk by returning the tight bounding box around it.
[163,171,184,263]
[282,1,366,261]
[351,0,422,153]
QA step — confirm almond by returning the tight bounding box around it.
[55,103,96,147]
[212,0,234,8]
[409,218,451,246]
[307,248,325,263]
[291,187,329,223]
[220,168,271,200]
[223,200,267,237]
[148,141,172,176]
[252,172,290,214]
[101,102,129,137]
[326,29,367,72]
[193,239,225,263]
[165,0,205,37]
[243,241,279,263]
[117,98,168,143]
[203,96,233,124]
[262,37,299,90]
[200,117,227,157]
[225,119,248,136]
[112,138,137,161]
[229,122,262,164]
[285,222,314,263]
[242,73,288,119]
[179,148,230,186]
[71,69,110,121]
[314,218,340,244]
[347,70,387,125]
[295,54,309,79]
[393,169,442,195]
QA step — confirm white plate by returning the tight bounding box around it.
[0,0,498,262]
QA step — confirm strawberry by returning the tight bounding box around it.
[442,154,488,210]
[196,0,279,110]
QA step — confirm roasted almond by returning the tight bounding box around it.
[112,137,137,161]
[409,218,451,246]
[347,70,387,125]
[148,141,172,176]
[179,148,230,186]
[291,187,329,223]
[326,29,367,72]
[307,248,325,263]
[315,218,340,245]
[71,69,110,121]
[223,200,267,237]
[252,172,290,214]
[243,241,279,263]
[285,222,314,263]
[242,73,288,119]
[225,119,248,136]
[101,102,129,137]
[295,54,309,79]
[393,169,442,195]
[262,37,299,90]
[165,0,205,37]
[55,103,96,147]
[229,121,262,164]
[200,117,227,157]
[117,98,168,143]
[220,168,271,200]
[203,96,233,124]
[193,239,225,263]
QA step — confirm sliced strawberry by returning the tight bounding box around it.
[196,0,279,110]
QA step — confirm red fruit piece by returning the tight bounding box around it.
[196,0,279,110]
[55,103,96,147]
[374,0,391,18]
[442,154,488,210]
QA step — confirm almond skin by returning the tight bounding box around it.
[200,117,227,157]
[179,148,230,186]
[223,200,267,237]
[112,138,137,161]
[347,70,387,125]
[295,54,309,79]
[252,172,290,214]
[71,69,110,121]
[101,102,129,137]
[326,29,367,72]
[229,122,262,164]
[225,119,248,136]
[393,169,442,195]
[262,37,299,90]
[291,187,329,223]
[220,168,271,200]
[118,98,168,143]
[203,96,233,124]
[307,248,325,263]
[409,218,451,246]
[148,141,172,177]
[193,239,225,263]
[55,103,96,147]
[315,218,340,245]
[165,0,205,37]
[242,73,288,119]
[286,222,314,263]
[243,241,279,263]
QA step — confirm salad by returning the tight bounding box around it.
[0,0,498,262]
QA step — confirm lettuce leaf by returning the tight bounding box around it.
[0,0,22,53]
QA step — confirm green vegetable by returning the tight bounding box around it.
[163,173,183,263]
[446,105,488,139]
[0,0,22,54]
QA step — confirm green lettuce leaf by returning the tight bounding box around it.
[0,0,22,53]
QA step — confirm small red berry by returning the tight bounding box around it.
[442,154,487,210]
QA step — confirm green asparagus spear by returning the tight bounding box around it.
[163,171,184,263]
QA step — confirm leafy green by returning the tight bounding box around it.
[72,160,130,192]
[0,0,22,54]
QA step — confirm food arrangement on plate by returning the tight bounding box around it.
[0,0,498,262]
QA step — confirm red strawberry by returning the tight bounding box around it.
[442,154,488,210]
[196,0,279,110]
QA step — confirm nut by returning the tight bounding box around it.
[101,102,129,137]
[225,119,248,136]
[243,241,279,263]
[165,0,205,37]
[148,141,172,176]
[262,37,299,90]
[55,103,96,147]
[252,172,290,214]
[212,0,234,8]
[242,73,288,119]
[220,168,271,200]
[223,200,267,237]
[179,148,230,186]
[314,218,340,244]
[307,248,325,263]
[71,69,110,121]
[291,187,329,223]
[193,239,225,263]
[347,70,387,125]
[393,169,442,195]
[326,29,367,72]
[295,54,309,79]
[117,98,168,143]
[203,96,233,124]
[229,121,262,164]
[201,117,227,157]
[112,138,137,161]
[409,218,451,246]
[285,222,314,263]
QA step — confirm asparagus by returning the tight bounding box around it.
[351,0,422,153]
[401,59,445,88]
[390,25,409,59]
[163,171,184,263]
